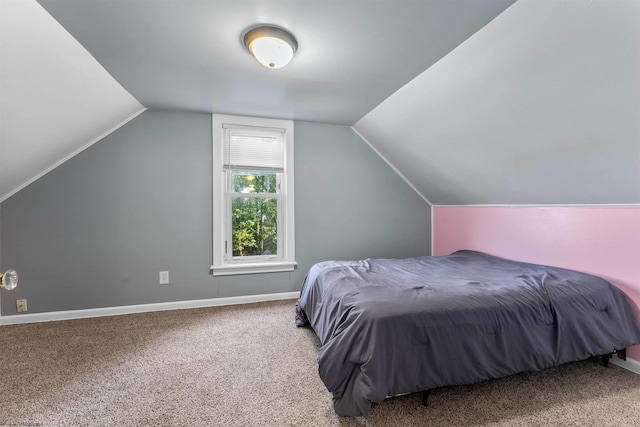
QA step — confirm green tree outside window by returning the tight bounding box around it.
[231,171,278,257]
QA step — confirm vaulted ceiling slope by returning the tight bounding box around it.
[354,0,640,205]
[2,0,516,204]
[0,0,144,202]
[4,1,636,207]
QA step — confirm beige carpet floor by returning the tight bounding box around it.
[1,299,639,426]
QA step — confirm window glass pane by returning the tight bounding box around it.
[232,197,278,257]
[232,171,277,194]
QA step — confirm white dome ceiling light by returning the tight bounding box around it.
[242,25,298,69]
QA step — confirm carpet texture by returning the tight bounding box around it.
[1,299,640,426]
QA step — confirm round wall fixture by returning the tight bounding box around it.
[0,269,18,290]
[242,25,298,69]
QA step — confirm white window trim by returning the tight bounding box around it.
[211,114,296,276]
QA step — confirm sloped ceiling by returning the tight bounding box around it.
[2,0,637,206]
[1,0,517,203]
[0,0,144,202]
[354,0,640,205]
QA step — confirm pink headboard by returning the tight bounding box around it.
[433,206,640,361]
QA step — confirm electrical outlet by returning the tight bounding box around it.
[16,299,28,313]
[159,271,169,285]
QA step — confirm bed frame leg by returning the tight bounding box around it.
[617,348,627,361]
[422,389,431,407]
[601,349,627,367]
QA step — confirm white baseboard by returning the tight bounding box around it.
[611,356,640,375]
[0,291,299,326]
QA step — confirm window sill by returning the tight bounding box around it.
[210,261,297,276]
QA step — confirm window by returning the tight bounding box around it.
[212,114,295,276]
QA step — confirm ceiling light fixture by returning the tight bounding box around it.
[242,25,298,69]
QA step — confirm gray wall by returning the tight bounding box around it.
[0,110,431,315]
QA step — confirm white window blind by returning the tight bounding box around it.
[222,124,285,172]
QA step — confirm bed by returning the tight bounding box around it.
[295,250,640,417]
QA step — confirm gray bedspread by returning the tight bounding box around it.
[295,250,640,417]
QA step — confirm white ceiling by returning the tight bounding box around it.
[1,0,516,202]
[355,0,640,204]
[1,0,638,205]
[34,0,515,125]
[0,0,144,201]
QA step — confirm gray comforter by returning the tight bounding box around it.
[295,250,640,416]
